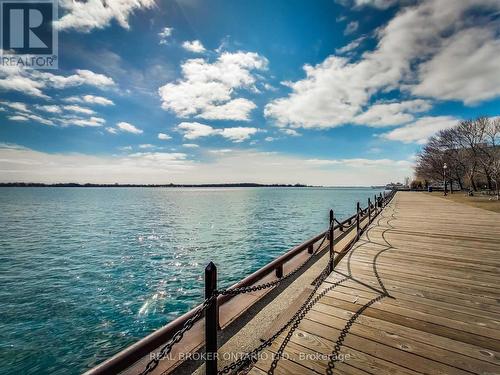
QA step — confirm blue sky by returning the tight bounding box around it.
[1,0,499,185]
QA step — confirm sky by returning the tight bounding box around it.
[1,0,499,185]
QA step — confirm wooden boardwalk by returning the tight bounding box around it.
[251,192,500,375]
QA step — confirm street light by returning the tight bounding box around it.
[443,163,448,196]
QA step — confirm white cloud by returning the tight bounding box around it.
[117,121,143,134]
[306,158,412,168]
[177,122,260,142]
[335,36,365,54]
[158,51,267,121]
[178,122,216,140]
[106,127,118,134]
[280,128,301,137]
[265,0,500,129]
[55,0,155,32]
[1,101,30,112]
[9,112,55,126]
[0,67,115,98]
[344,21,359,35]
[159,27,173,45]
[64,95,114,106]
[182,143,199,148]
[381,116,458,144]
[182,40,206,53]
[353,99,431,127]
[60,116,106,127]
[138,144,156,149]
[218,127,260,142]
[265,137,275,142]
[8,115,28,122]
[411,27,500,104]
[84,95,114,106]
[196,98,256,121]
[0,145,413,185]
[352,0,400,9]
[63,105,95,115]
[158,133,172,140]
[35,105,62,113]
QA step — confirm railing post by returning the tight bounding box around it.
[356,202,360,238]
[374,195,377,214]
[329,209,334,272]
[205,262,218,375]
[275,264,283,278]
[307,244,314,254]
[368,198,371,223]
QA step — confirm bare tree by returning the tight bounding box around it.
[414,116,499,194]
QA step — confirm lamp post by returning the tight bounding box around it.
[443,163,448,196]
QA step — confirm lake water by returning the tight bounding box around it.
[0,187,385,374]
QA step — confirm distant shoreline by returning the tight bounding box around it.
[0,182,383,188]
[0,182,310,188]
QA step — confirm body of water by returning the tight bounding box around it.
[0,187,384,374]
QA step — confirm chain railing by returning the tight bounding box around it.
[138,189,395,375]
[84,190,396,375]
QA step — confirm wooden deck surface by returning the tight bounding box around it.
[251,192,500,375]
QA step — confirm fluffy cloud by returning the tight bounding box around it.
[65,95,114,106]
[0,145,412,185]
[177,122,260,143]
[10,113,55,126]
[63,105,95,115]
[158,133,171,140]
[35,105,62,113]
[196,98,256,121]
[60,116,106,127]
[335,36,365,54]
[353,99,431,127]
[158,51,267,121]
[158,27,173,45]
[8,115,28,122]
[352,0,399,9]
[265,0,500,129]
[178,122,216,139]
[280,128,301,137]
[218,127,260,142]
[1,101,30,112]
[0,67,115,98]
[411,27,500,104]
[55,0,155,32]
[182,40,206,53]
[381,116,458,144]
[116,121,143,134]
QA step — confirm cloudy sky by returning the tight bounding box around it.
[1,0,499,185]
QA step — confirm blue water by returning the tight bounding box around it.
[0,187,384,375]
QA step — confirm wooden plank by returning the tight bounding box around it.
[251,192,500,375]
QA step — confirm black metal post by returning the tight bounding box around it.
[307,244,314,254]
[329,209,334,272]
[356,202,360,238]
[205,262,218,375]
[374,195,377,214]
[275,264,283,278]
[368,198,371,223]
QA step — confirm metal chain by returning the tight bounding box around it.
[218,258,344,375]
[139,295,217,375]
[216,222,333,297]
[137,192,396,375]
